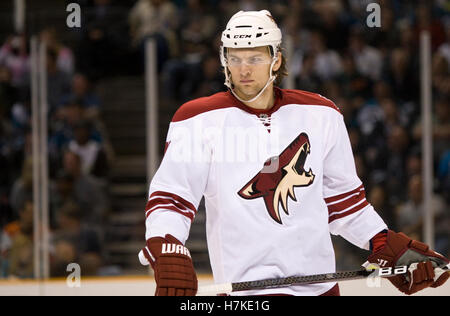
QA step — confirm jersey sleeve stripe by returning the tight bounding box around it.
[145,197,191,213]
[149,191,197,212]
[145,205,195,221]
[328,199,369,223]
[326,189,366,214]
[328,197,367,217]
[145,203,195,217]
[323,184,364,204]
[326,191,363,206]
[145,191,197,221]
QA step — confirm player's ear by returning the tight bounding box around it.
[272,51,282,72]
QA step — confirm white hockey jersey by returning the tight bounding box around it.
[145,87,387,295]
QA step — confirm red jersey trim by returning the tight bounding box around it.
[146,205,195,221]
[145,191,197,221]
[328,200,369,223]
[171,87,341,122]
[149,191,196,211]
[325,185,368,223]
[171,92,237,122]
[279,89,341,113]
[324,184,364,204]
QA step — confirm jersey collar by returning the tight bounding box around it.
[228,86,284,116]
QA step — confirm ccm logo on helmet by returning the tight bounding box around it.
[234,35,252,38]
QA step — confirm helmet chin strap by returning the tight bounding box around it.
[226,57,278,104]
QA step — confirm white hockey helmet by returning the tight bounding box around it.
[220,10,282,102]
[220,10,282,67]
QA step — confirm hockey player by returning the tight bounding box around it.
[139,10,449,296]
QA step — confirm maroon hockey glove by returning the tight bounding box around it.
[140,234,197,296]
[367,230,449,295]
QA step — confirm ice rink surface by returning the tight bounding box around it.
[0,274,448,296]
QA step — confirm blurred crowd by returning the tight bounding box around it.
[0,26,112,277]
[0,0,449,278]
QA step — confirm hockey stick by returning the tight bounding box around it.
[196,263,450,296]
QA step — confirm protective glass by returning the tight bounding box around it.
[226,55,272,67]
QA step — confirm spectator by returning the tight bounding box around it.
[61,73,101,121]
[356,81,391,138]
[412,98,450,161]
[383,47,418,103]
[178,0,218,54]
[380,97,403,131]
[184,53,225,100]
[368,6,398,52]
[75,21,115,80]
[385,125,411,201]
[280,13,309,82]
[50,239,77,278]
[435,26,450,71]
[397,22,416,53]
[396,174,447,242]
[51,201,103,277]
[336,53,371,99]
[0,34,29,89]
[49,100,84,163]
[335,96,358,128]
[438,150,450,205]
[313,0,350,52]
[129,0,178,47]
[348,28,384,81]
[160,35,209,103]
[46,48,72,113]
[0,66,16,114]
[85,0,120,28]
[68,120,109,179]
[0,93,14,157]
[5,199,34,278]
[9,158,33,217]
[348,126,363,154]
[0,103,14,224]
[128,0,179,71]
[433,98,450,160]
[49,100,102,162]
[296,52,322,93]
[10,97,30,136]
[406,150,422,178]
[353,153,368,186]
[39,28,74,75]
[0,217,19,276]
[308,30,343,81]
[412,3,446,52]
[368,185,397,231]
[8,128,32,183]
[49,171,77,229]
[60,150,109,229]
[432,52,450,97]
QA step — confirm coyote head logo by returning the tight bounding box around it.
[238,133,315,224]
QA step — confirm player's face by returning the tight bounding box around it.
[226,46,281,99]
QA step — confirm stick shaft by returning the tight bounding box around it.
[230,269,370,292]
[197,269,370,296]
[197,264,449,296]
